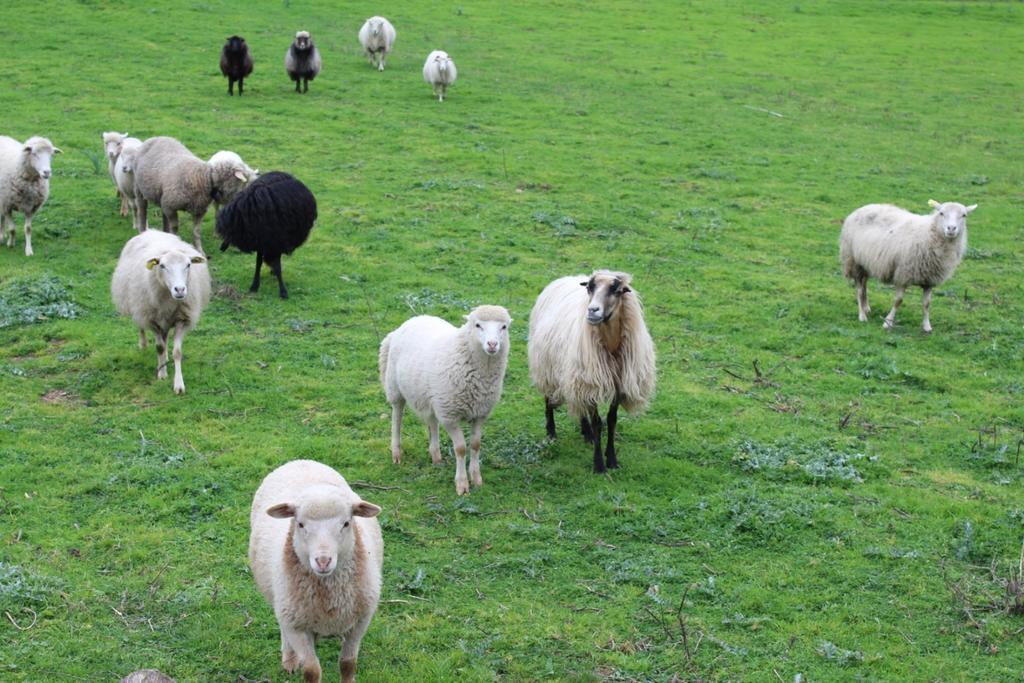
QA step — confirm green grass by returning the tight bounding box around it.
[2,1,1023,680]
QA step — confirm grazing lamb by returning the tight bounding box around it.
[220,35,254,96]
[840,199,977,333]
[358,17,396,72]
[215,171,315,299]
[422,50,457,101]
[103,131,132,216]
[208,150,258,213]
[528,271,656,473]
[285,31,321,93]
[380,306,511,495]
[113,137,145,229]
[111,230,210,395]
[132,136,252,253]
[0,135,61,256]
[249,459,383,683]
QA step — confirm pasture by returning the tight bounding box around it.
[1,0,1023,680]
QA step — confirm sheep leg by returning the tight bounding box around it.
[171,322,187,395]
[134,196,148,232]
[154,326,169,380]
[294,79,301,93]
[580,417,594,444]
[604,400,620,469]
[228,78,233,96]
[443,420,470,495]
[190,213,206,255]
[248,252,264,292]
[921,286,933,333]
[589,407,605,473]
[544,397,557,439]
[469,419,484,488]
[239,77,244,96]
[390,400,404,463]
[303,78,309,93]
[280,624,320,683]
[378,54,385,72]
[267,254,288,299]
[856,273,870,322]
[162,209,174,234]
[3,212,14,247]
[279,624,299,673]
[22,215,33,256]
[137,328,148,349]
[339,613,372,683]
[883,286,906,330]
[119,192,129,217]
[427,416,442,464]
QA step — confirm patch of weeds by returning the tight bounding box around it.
[396,567,427,595]
[287,319,324,333]
[965,247,995,260]
[532,211,578,237]
[602,556,683,585]
[816,640,863,666]
[0,562,63,610]
[863,547,921,560]
[487,431,549,467]
[721,612,771,629]
[726,487,815,543]
[954,520,975,561]
[401,288,473,313]
[413,178,484,191]
[0,275,79,328]
[81,149,102,175]
[694,166,736,181]
[733,440,873,484]
[669,206,725,242]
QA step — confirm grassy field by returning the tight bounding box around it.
[2,1,1023,680]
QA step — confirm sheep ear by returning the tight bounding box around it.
[579,281,588,287]
[145,258,160,270]
[22,145,31,154]
[190,256,206,264]
[235,170,247,181]
[621,287,631,294]
[53,147,63,154]
[266,503,296,519]
[965,204,978,214]
[352,501,382,518]
[928,199,942,209]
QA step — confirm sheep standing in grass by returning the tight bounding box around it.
[358,17,396,72]
[528,271,656,473]
[208,150,258,213]
[103,131,131,216]
[219,35,254,96]
[249,459,383,683]
[380,306,511,495]
[840,199,977,333]
[111,230,210,395]
[132,136,252,253]
[215,171,315,299]
[285,31,321,93]
[113,137,144,229]
[0,135,61,256]
[422,50,456,101]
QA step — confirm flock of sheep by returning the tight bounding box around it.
[2,13,983,683]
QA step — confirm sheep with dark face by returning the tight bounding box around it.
[285,31,321,93]
[220,35,254,96]
[215,171,316,299]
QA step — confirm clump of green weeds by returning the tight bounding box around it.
[734,440,872,484]
[0,275,79,328]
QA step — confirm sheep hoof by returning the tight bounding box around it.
[174,383,185,395]
[391,449,402,464]
[25,246,33,257]
[430,451,442,465]
[858,313,868,322]
[882,319,894,330]
[922,325,932,334]
[455,478,470,495]
[282,651,299,673]
[471,473,483,487]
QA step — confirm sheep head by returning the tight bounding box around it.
[225,35,246,53]
[294,31,312,50]
[928,199,977,240]
[22,137,60,180]
[465,305,512,357]
[102,131,127,163]
[580,271,632,325]
[267,486,381,577]
[146,251,205,301]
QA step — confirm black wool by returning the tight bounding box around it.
[220,35,254,96]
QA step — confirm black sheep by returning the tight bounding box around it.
[220,35,254,96]
[215,172,316,299]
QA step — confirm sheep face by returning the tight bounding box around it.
[370,19,382,36]
[267,491,381,576]
[226,35,246,53]
[580,271,632,325]
[467,307,512,356]
[146,251,206,301]
[23,140,61,180]
[102,132,127,163]
[294,31,312,50]
[928,199,977,240]
[118,149,137,174]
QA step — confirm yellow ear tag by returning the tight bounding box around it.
[146,258,160,270]
[190,256,206,264]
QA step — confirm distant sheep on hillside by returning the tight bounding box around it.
[285,31,321,93]
[358,17,396,72]
[0,135,61,256]
[220,35,254,96]
[422,50,457,101]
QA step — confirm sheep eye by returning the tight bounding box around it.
[501,325,507,330]
[343,521,350,528]
[298,522,304,529]
[475,323,482,330]
[939,211,944,216]
[159,264,166,270]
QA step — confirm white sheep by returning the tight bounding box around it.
[132,136,251,254]
[113,137,145,229]
[528,271,656,473]
[111,230,210,395]
[0,135,61,256]
[358,17,396,72]
[422,50,457,101]
[840,199,977,333]
[103,131,132,216]
[208,150,258,212]
[249,459,383,683]
[379,305,511,495]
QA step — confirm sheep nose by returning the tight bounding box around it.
[487,341,498,352]
[173,286,186,296]
[588,305,601,315]
[41,170,51,179]
[315,556,332,572]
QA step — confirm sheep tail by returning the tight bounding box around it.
[378,333,392,386]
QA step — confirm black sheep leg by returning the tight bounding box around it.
[238,77,244,96]
[303,78,309,93]
[228,78,234,96]
[268,254,288,299]
[581,417,594,444]
[544,398,557,439]
[590,407,605,473]
[294,79,301,93]
[604,400,619,469]
[249,251,263,293]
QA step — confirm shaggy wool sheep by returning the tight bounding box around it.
[113,137,144,228]
[215,171,315,299]
[380,305,511,495]
[840,199,977,333]
[220,35,254,96]
[132,136,251,253]
[285,31,321,93]
[249,459,383,683]
[358,17,396,72]
[0,135,61,257]
[111,230,210,395]
[103,131,131,216]
[422,50,457,101]
[528,271,656,473]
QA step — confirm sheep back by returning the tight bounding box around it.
[133,137,215,217]
[215,171,316,256]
